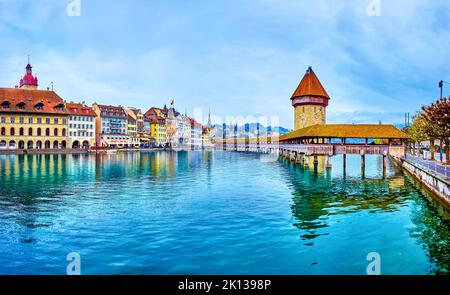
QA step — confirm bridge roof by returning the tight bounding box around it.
[280,124,408,141]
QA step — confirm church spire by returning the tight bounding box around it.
[207,109,212,128]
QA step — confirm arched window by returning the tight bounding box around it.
[1,127,5,136]
[19,127,24,136]
[37,128,42,136]
[62,128,67,136]
[28,127,33,136]
[46,128,50,136]
[17,102,26,110]
[10,127,15,136]
[2,101,10,109]
[54,128,58,136]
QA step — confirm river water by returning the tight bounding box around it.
[0,151,449,274]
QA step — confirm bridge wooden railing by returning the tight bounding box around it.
[215,141,405,157]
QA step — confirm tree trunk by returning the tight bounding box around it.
[417,141,421,157]
[446,138,450,165]
[430,139,435,161]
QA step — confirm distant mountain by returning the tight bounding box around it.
[212,123,292,138]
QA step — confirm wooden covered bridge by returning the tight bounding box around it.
[216,124,408,171]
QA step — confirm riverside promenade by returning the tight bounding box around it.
[396,154,450,208]
[405,155,450,179]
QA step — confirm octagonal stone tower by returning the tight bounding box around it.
[291,67,330,131]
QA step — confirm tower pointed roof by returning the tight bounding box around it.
[291,67,329,99]
[19,59,38,89]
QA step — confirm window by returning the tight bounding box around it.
[46,118,50,124]
[62,129,66,136]
[10,117,15,123]
[17,102,26,110]
[54,128,58,136]
[28,128,33,136]
[28,117,33,124]
[62,118,67,124]
[37,118,42,124]
[2,101,10,109]
[54,118,58,124]
[1,117,5,123]
[19,128,24,136]
[46,128,50,136]
[10,127,15,136]
[37,128,42,136]
[35,103,44,110]
[19,117,24,124]
[1,127,5,136]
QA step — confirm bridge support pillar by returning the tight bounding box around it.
[326,156,332,169]
[290,151,296,162]
[303,156,309,168]
[343,154,347,170]
[313,155,318,167]
[361,153,366,177]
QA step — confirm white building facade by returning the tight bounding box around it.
[66,103,96,149]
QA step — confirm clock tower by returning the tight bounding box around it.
[291,67,330,131]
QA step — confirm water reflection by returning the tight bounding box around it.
[282,154,450,272]
[0,152,449,274]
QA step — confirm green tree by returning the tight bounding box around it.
[407,113,428,157]
[422,98,450,165]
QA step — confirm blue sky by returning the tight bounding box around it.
[1,0,450,128]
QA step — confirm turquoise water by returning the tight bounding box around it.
[0,151,449,274]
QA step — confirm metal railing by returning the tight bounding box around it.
[405,154,450,179]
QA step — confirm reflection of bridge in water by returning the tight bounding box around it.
[217,124,408,175]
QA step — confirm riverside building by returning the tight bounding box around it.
[0,62,69,150]
[66,102,96,149]
[92,103,131,148]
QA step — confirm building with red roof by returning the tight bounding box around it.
[66,102,96,149]
[0,62,69,150]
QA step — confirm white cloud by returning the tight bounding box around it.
[1,0,450,128]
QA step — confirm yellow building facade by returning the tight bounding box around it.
[0,63,69,150]
[0,112,68,150]
[150,121,167,145]
[0,88,69,150]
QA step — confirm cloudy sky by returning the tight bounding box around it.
[0,0,449,128]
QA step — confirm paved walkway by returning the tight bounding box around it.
[404,154,450,179]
